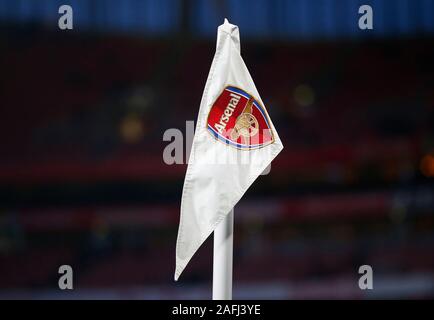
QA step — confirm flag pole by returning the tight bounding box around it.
[212,208,234,300]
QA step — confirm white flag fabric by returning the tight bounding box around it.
[175,19,283,280]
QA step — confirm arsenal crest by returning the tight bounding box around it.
[207,86,274,150]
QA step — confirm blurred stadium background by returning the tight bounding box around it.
[0,0,434,299]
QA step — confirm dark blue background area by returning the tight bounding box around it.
[0,0,433,39]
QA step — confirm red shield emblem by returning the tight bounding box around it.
[207,86,274,150]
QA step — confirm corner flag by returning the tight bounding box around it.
[175,19,283,282]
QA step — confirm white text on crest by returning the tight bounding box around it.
[215,93,240,134]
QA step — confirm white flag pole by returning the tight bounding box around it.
[211,164,270,300]
[212,208,234,300]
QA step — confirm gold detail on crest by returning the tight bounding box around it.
[230,97,259,141]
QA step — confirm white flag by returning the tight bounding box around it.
[175,19,283,280]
